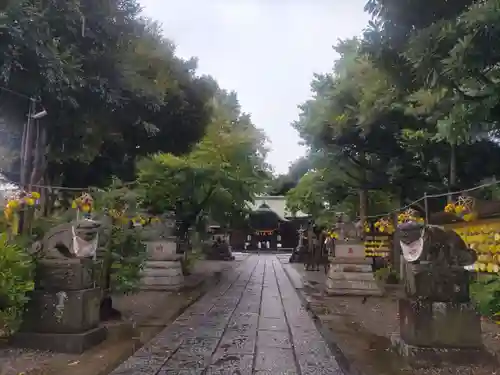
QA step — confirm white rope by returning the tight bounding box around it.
[363,179,500,219]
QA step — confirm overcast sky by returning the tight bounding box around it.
[140,0,370,174]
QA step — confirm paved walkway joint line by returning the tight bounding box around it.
[110,255,345,375]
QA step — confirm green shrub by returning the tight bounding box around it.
[0,233,35,335]
[109,226,147,295]
[470,274,500,318]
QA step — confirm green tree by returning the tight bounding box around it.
[267,157,312,196]
[364,0,500,196]
[137,91,268,242]
[0,1,216,191]
[292,33,500,220]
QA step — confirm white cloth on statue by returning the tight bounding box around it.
[71,225,98,259]
[400,229,425,262]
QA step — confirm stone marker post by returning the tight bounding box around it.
[140,215,184,291]
[325,216,382,296]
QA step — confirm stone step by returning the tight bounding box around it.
[141,275,184,289]
[141,267,183,277]
[325,287,383,296]
[326,278,381,293]
[329,257,372,265]
[145,260,183,267]
[327,272,377,281]
[329,263,372,273]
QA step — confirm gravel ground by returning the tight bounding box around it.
[319,294,500,375]
[286,262,500,375]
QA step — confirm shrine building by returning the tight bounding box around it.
[229,195,309,251]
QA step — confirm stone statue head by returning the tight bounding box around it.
[397,222,477,267]
[34,219,102,259]
[398,221,425,262]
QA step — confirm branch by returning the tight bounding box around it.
[183,184,217,225]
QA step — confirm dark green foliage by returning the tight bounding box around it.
[0,0,217,188]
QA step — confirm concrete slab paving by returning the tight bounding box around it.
[110,255,345,375]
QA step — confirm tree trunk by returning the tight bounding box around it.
[359,189,367,227]
[358,150,368,236]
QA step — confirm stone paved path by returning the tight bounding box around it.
[110,255,344,375]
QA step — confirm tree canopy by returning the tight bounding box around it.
[137,89,269,236]
[0,0,217,188]
[288,0,500,221]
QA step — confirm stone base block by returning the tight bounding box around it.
[325,260,382,296]
[144,240,177,261]
[35,259,99,291]
[409,269,470,302]
[325,288,383,296]
[399,299,482,348]
[12,326,106,354]
[141,265,183,277]
[326,280,382,296]
[140,276,184,290]
[330,257,371,266]
[328,272,376,281]
[335,244,365,258]
[391,334,493,367]
[140,260,184,290]
[21,288,101,334]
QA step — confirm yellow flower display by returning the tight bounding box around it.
[328,231,339,239]
[397,209,424,225]
[2,191,40,235]
[454,221,500,274]
[443,196,475,222]
[444,203,455,213]
[374,217,395,234]
[72,193,94,213]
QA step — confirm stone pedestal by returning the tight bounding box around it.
[326,257,382,296]
[392,298,489,366]
[12,259,106,353]
[325,241,381,296]
[140,238,184,291]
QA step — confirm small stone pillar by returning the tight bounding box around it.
[392,222,489,366]
[325,219,382,296]
[12,221,106,353]
[141,239,184,290]
[140,216,184,291]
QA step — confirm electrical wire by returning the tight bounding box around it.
[0,86,37,102]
